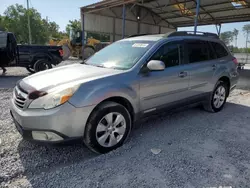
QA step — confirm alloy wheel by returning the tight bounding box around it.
[213,86,226,108]
[96,112,126,147]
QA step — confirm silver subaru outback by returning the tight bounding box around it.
[10,31,239,153]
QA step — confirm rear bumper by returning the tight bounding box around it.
[230,71,239,92]
[10,98,96,142]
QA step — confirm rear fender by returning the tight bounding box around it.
[31,52,60,66]
[31,53,52,63]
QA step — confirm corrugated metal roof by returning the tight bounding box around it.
[81,0,250,28]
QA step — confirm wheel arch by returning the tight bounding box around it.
[31,53,52,65]
[85,96,135,133]
[218,76,230,96]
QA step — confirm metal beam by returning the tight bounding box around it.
[81,11,85,59]
[215,24,221,35]
[138,5,176,28]
[161,7,250,19]
[82,0,136,14]
[157,1,235,15]
[151,0,194,9]
[191,0,216,23]
[122,4,126,38]
[194,0,200,34]
[174,14,250,27]
[113,17,116,41]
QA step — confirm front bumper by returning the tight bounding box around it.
[10,99,96,142]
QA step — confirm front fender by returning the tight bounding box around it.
[69,83,139,113]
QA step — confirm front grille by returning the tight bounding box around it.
[14,86,28,109]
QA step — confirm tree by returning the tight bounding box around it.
[233,28,239,47]
[243,24,250,49]
[220,31,234,46]
[1,4,64,44]
[66,19,81,36]
[0,15,6,31]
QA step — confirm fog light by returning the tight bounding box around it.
[32,131,63,141]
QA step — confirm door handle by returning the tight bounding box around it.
[179,71,188,78]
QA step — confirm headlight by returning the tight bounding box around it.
[28,84,80,109]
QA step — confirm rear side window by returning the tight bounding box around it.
[186,40,210,63]
[210,42,228,58]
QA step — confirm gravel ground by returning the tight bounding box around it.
[1,62,250,188]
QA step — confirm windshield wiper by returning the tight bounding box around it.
[95,64,105,68]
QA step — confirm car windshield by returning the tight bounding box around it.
[85,40,154,70]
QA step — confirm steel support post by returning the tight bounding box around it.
[122,4,126,38]
[194,0,200,34]
[81,11,85,59]
[215,24,221,35]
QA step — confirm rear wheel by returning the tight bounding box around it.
[203,81,228,113]
[83,102,131,154]
[33,59,52,73]
[26,66,35,73]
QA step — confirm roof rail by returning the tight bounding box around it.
[168,31,219,38]
[127,33,158,38]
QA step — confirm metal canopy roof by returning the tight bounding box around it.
[81,0,250,28]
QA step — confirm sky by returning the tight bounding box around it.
[1,0,249,48]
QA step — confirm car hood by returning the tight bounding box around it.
[20,64,123,91]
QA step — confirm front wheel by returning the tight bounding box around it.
[83,102,132,154]
[203,81,228,113]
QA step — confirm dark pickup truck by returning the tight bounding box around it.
[0,31,66,73]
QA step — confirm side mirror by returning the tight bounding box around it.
[147,60,165,71]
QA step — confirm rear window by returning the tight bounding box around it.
[0,33,7,48]
[186,40,210,63]
[210,42,228,58]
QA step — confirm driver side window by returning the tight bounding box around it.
[151,42,182,68]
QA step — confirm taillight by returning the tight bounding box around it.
[232,57,238,65]
[59,49,64,57]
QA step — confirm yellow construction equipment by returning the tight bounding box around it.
[49,29,110,60]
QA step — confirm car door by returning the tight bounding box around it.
[184,40,216,97]
[139,40,191,112]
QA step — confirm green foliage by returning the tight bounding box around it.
[66,19,81,36]
[0,4,67,44]
[232,47,250,53]
[233,28,239,37]
[243,24,250,35]
[243,24,250,48]
[220,31,234,46]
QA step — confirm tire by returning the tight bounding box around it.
[26,66,35,73]
[62,44,71,60]
[203,81,229,113]
[83,102,132,154]
[33,59,52,73]
[83,46,95,60]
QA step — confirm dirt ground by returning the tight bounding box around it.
[0,62,250,188]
